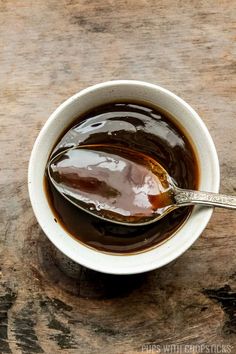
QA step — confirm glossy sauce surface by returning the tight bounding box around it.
[49,145,173,224]
[45,102,199,253]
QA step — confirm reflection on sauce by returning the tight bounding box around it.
[45,102,199,254]
[49,145,173,224]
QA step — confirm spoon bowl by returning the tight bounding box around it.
[48,144,176,226]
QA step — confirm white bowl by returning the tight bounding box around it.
[28,80,220,274]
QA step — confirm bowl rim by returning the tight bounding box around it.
[28,80,220,274]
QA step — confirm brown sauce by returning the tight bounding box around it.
[45,102,199,254]
[49,144,173,224]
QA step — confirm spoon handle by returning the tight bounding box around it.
[174,188,236,210]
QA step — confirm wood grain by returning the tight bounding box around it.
[0,1,235,353]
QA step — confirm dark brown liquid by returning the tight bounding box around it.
[49,144,173,224]
[45,102,199,254]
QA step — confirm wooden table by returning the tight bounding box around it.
[1,1,236,353]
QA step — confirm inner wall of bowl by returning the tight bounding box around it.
[29,81,219,274]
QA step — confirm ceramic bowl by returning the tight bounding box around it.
[28,80,220,274]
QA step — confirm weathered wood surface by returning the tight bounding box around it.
[0,1,236,353]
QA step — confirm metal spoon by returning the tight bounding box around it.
[47,145,236,226]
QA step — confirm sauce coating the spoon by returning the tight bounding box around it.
[45,102,199,254]
[49,145,174,224]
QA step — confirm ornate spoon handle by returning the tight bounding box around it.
[174,188,236,210]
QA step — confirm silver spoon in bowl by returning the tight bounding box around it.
[47,144,236,227]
